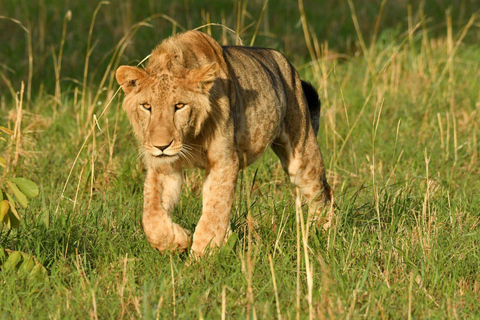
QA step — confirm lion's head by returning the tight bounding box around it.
[116,60,219,166]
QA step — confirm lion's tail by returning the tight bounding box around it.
[301,80,321,136]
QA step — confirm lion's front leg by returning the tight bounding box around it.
[142,169,191,253]
[191,158,239,255]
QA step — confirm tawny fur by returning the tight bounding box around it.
[116,31,332,255]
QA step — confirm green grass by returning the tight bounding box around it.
[1,0,480,318]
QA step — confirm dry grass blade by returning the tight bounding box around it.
[170,254,176,318]
[81,1,110,113]
[53,10,72,111]
[0,16,32,104]
[295,188,301,320]
[0,70,16,98]
[193,23,243,45]
[421,11,479,125]
[268,255,282,320]
[221,286,226,320]
[0,16,29,33]
[10,82,25,173]
[55,87,121,214]
[298,0,320,76]
[243,152,257,319]
[249,0,269,46]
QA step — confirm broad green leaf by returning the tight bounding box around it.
[0,200,9,220]
[2,202,21,229]
[0,190,4,202]
[4,193,20,228]
[29,263,48,281]
[10,178,39,198]
[6,181,27,208]
[8,204,21,228]
[2,251,22,271]
[3,214,10,229]
[0,250,47,281]
[18,255,35,273]
[5,192,15,207]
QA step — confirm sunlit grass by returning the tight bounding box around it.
[1,0,480,318]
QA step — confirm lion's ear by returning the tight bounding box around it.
[116,66,148,94]
[188,62,219,93]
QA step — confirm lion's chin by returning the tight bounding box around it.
[146,153,180,167]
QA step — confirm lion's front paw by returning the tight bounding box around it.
[145,222,191,253]
[172,223,192,253]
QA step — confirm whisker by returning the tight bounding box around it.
[182,143,203,157]
[179,150,193,167]
[137,150,146,160]
[126,146,144,162]
[182,146,198,167]
[184,142,204,149]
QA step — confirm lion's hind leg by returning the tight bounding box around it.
[271,126,332,229]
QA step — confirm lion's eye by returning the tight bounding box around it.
[141,103,151,111]
[175,103,185,110]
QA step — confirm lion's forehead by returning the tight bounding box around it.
[151,74,174,91]
[143,74,183,99]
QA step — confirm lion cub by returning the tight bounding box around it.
[116,31,332,255]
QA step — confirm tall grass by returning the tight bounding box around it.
[1,0,480,318]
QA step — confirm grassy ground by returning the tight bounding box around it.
[1,0,480,318]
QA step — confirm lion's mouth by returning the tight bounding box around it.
[144,145,181,160]
[146,148,180,158]
[154,154,176,158]
[150,152,180,160]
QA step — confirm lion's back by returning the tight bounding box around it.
[222,46,303,164]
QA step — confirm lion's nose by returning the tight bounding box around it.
[154,140,173,151]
